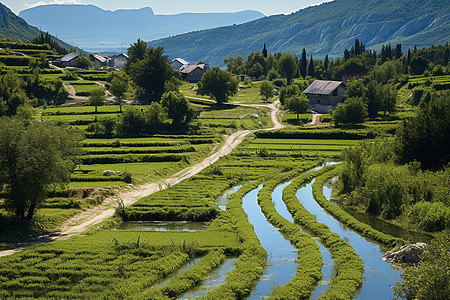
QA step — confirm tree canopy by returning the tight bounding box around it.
[0,118,82,220]
[197,67,238,104]
[126,44,173,102]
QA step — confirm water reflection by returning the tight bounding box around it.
[114,221,209,232]
[243,185,298,299]
[216,185,243,211]
[296,180,402,299]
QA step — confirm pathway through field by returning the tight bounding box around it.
[0,100,284,257]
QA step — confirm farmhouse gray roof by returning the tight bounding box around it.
[304,80,345,95]
[181,64,208,74]
[61,52,79,62]
[172,58,189,65]
[92,53,108,63]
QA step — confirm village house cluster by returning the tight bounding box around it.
[52,52,129,69]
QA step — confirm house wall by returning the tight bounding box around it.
[113,56,127,69]
[306,85,346,106]
[186,69,205,83]
[92,59,106,69]
[62,59,80,68]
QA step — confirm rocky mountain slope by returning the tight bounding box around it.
[149,0,449,66]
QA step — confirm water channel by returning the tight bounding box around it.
[242,185,298,299]
[114,221,209,232]
[216,185,243,210]
[296,179,403,299]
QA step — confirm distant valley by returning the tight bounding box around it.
[19,4,265,53]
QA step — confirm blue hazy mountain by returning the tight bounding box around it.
[19,4,265,52]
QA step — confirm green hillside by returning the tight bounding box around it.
[150,0,450,66]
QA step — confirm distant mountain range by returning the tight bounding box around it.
[0,3,75,51]
[149,0,450,66]
[19,5,265,53]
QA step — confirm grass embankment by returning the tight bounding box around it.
[283,168,364,300]
[0,229,240,298]
[257,164,324,299]
[312,166,405,246]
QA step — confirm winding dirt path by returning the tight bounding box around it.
[307,112,322,126]
[0,100,284,258]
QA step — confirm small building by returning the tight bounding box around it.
[181,64,210,83]
[60,52,80,68]
[171,58,190,72]
[91,53,108,69]
[304,80,346,113]
[110,53,128,69]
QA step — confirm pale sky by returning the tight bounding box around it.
[2,0,330,16]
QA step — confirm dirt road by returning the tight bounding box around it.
[0,100,284,257]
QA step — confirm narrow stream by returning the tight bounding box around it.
[180,258,237,299]
[153,258,201,289]
[114,221,209,232]
[243,185,298,299]
[272,180,333,300]
[296,180,402,299]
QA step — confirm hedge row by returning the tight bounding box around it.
[82,141,186,148]
[0,56,36,66]
[83,146,196,155]
[255,129,376,140]
[312,166,405,247]
[257,167,324,299]
[283,168,364,300]
[70,175,124,182]
[80,154,183,164]
[0,42,50,50]
[205,183,267,299]
[122,206,218,222]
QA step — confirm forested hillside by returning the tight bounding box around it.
[150,0,450,66]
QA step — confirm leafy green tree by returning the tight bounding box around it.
[89,87,105,113]
[333,97,368,125]
[380,84,397,115]
[395,91,449,170]
[279,84,300,105]
[410,57,428,75]
[197,67,238,104]
[110,76,128,112]
[279,54,298,84]
[77,54,92,69]
[146,102,166,130]
[161,91,190,126]
[259,80,274,102]
[0,118,82,220]
[127,46,173,102]
[286,93,308,123]
[125,39,148,71]
[393,232,449,300]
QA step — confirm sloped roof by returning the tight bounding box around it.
[92,53,108,63]
[172,58,189,65]
[304,80,344,95]
[113,53,128,59]
[181,64,208,74]
[61,52,79,62]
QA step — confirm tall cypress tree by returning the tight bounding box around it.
[407,48,411,65]
[395,43,403,59]
[355,39,361,56]
[308,55,314,77]
[324,54,329,72]
[262,43,268,58]
[300,48,307,78]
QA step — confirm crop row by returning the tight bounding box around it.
[82,145,196,155]
[255,128,377,140]
[79,154,183,165]
[283,168,364,299]
[312,166,405,246]
[137,249,226,299]
[256,164,325,299]
[123,175,241,222]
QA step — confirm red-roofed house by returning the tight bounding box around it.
[304,80,346,113]
[181,64,210,82]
